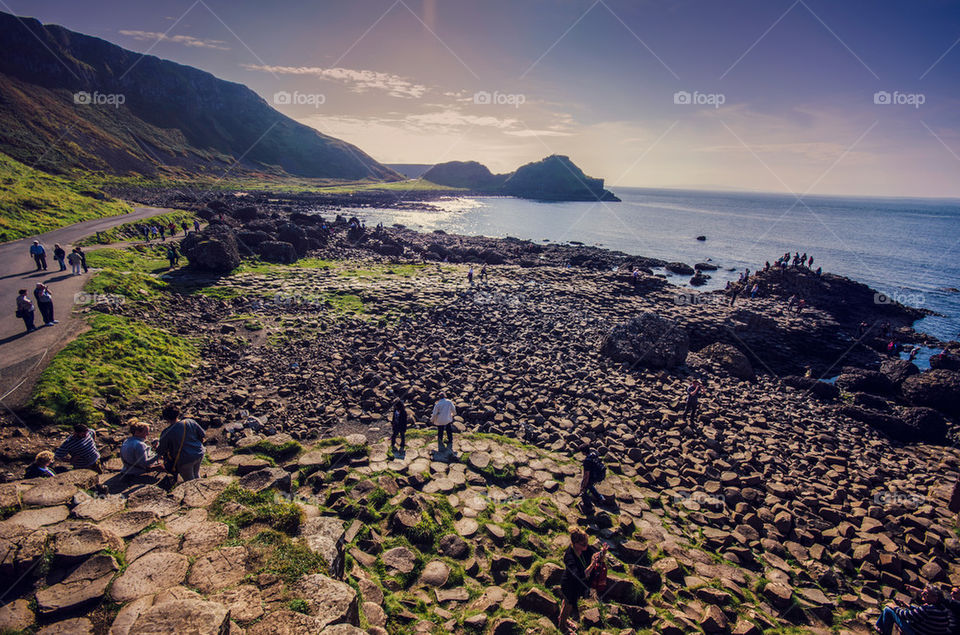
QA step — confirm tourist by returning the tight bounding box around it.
[53,244,66,271]
[67,249,83,275]
[25,451,56,478]
[787,294,797,309]
[157,404,206,482]
[158,225,166,241]
[558,526,607,633]
[875,585,954,634]
[683,379,702,424]
[166,245,180,268]
[16,289,36,332]
[29,241,47,271]
[168,221,176,236]
[857,321,868,339]
[150,225,159,241]
[945,587,960,629]
[480,264,488,282]
[750,283,759,299]
[33,283,57,326]
[120,421,160,477]
[193,219,201,232]
[76,246,88,273]
[796,299,806,315]
[390,399,408,453]
[431,392,457,452]
[181,220,189,234]
[467,266,474,285]
[729,284,741,306]
[808,256,814,268]
[580,448,607,514]
[53,424,101,472]
[815,266,822,278]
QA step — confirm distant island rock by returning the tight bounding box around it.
[422,155,620,202]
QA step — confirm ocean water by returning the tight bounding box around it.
[343,187,960,343]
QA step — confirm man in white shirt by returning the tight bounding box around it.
[431,393,456,452]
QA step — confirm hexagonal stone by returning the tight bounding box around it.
[381,546,416,574]
[179,522,230,556]
[21,480,78,507]
[454,518,478,538]
[419,560,450,587]
[247,610,324,634]
[210,584,264,622]
[127,529,180,563]
[51,524,124,561]
[7,505,69,530]
[36,617,94,634]
[301,517,345,578]
[239,468,291,493]
[36,554,119,614]
[295,574,359,628]
[172,476,233,508]
[130,599,229,635]
[227,454,272,475]
[188,546,248,593]
[110,595,156,635]
[99,511,159,538]
[111,551,189,602]
[0,599,34,631]
[126,486,181,517]
[165,508,209,535]
[73,494,126,521]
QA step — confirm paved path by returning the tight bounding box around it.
[0,206,177,409]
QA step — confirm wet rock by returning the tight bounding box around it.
[836,368,894,395]
[880,358,919,385]
[900,369,960,417]
[666,262,695,275]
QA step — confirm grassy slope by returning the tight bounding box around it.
[93,173,461,195]
[0,152,131,242]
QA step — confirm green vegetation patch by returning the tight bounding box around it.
[236,439,304,460]
[85,245,173,273]
[30,314,197,426]
[247,529,328,583]
[0,152,131,242]
[209,483,304,536]
[77,210,197,246]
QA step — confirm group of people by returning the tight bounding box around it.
[138,220,192,242]
[16,242,90,333]
[466,265,488,285]
[29,241,87,274]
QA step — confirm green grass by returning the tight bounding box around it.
[287,598,311,614]
[30,313,197,426]
[0,152,132,242]
[209,484,304,536]
[236,439,304,460]
[84,245,174,273]
[247,529,328,583]
[82,270,167,302]
[76,210,197,246]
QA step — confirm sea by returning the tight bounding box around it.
[343,186,960,354]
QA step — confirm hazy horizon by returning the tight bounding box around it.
[5,1,960,198]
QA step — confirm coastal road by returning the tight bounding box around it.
[0,206,177,410]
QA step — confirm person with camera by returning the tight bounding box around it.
[559,526,607,633]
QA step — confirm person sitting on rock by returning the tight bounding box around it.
[120,421,160,477]
[431,392,457,452]
[53,424,101,472]
[876,585,955,634]
[558,526,607,633]
[25,451,55,478]
[579,448,607,514]
[683,379,703,424]
[157,404,206,482]
[390,398,408,454]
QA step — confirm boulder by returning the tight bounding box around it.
[835,367,895,395]
[880,359,919,385]
[900,369,960,417]
[130,599,229,635]
[295,574,359,628]
[696,342,754,380]
[181,224,241,273]
[930,351,960,371]
[301,517,345,579]
[257,240,298,264]
[781,375,839,401]
[665,262,695,275]
[600,313,689,369]
[277,222,309,255]
[516,587,558,619]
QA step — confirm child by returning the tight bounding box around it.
[25,451,56,478]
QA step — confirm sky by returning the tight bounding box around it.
[5,0,960,197]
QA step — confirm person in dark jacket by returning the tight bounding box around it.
[33,283,56,326]
[559,526,605,633]
[75,246,88,273]
[876,585,955,634]
[53,244,67,271]
[157,404,206,482]
[16,289,36,332]
[390,399,408,454]
[25,451,55,478]
[944,586,960,634]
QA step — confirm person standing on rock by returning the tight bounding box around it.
[559,526,606,633]
[683,379,703,424]
[390,399,408,454]
[25,451,56,478]
[54,424,101,472]
[467,266,474,286]
[33,283,57,326]
[580,448,607,514]
[29,240,47,271]
[875,585,954,634]
[729,284,741,306]
[120,421,160,477]
[16,289,37,333]
[157,404,206,482]
[53,244,66,271]
[431,392,456,452]
[480,264,488,282]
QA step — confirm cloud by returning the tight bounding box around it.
[243,64,428,99]
[118,30,230,50]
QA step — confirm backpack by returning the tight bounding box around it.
[585,453,606,483]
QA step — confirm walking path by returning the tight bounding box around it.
[0,207,177,409]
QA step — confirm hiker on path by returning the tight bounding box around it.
[193,219,201,232]
[33,283,57,326]
[875,585,954,634]
[53,244,66,271]
[181,220,189,235]
[67,249,83,275]
[390,399,408,454]
[25,451,56,478]
[683,379,703,424]
[120,421,160,477]
[29,241,47,271]
[431,393,457,452]
[166,245,180,268]
[157,404,206,482]
[54,424,101,472]
[16,289,36,332]
[75,246,88,273]
[558,526,607,633]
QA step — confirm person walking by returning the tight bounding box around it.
[579,448,607,515]
[76,246,88,273]
[120,421,160,477]
[683,379,703,424]
[431,392,457,452]
[157,404,206,482]
[390,399,408,454]
[16,289,36,332]
[53,424,101,472]
[193,219,201,232]
[467,266,474,286]
[53,244,67,271]
[181,220,189,235]
[33,283,57,326]
[29,241,47,271]
[67,249,83,275]
[558,527,607,634]
[166,245,180,268]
